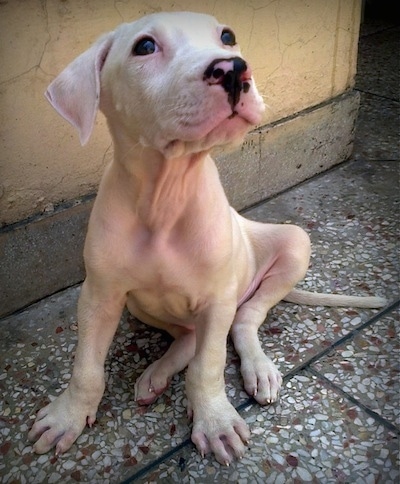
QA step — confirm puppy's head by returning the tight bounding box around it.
[46,12,265,158]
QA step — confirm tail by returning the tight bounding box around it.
[284,288,387,309]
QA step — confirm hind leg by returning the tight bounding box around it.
[232,222,311,404]
[135,327,196,405]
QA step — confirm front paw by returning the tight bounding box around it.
[188,395,250,466]
[28,386,99,455]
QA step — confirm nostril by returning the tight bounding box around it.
[212,68,224,79]
[204,57,248,81]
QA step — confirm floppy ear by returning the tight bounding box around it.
[45,33,114,145]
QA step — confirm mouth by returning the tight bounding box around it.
[158,87,265,157]
[162,112,252,158]
[228,109,240,120]
[176,98,261,143]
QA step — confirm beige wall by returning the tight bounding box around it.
[0,0,361,226]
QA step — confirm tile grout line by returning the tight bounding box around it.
[282,299,400,379]
[241,157,398,217]
[120,299,400,483]
[360,25,400,39]
[355,87,400,103]
[306,366,400,435]
[0,282,84,322]
[120,437,193,484]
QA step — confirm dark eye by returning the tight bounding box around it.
[221,28,236,46]
[132,37,157,56]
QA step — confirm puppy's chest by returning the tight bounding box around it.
[125,236,226,321]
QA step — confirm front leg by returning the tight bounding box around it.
[186,303,250,466]
[28,278,126,455]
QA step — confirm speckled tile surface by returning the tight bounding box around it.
[356,26,400,101]
[1,12,399,484]
[0,161,399,483]
[312,309,400,428]
[247,159,398,297]
[140,372,399,484]
[354,23,400,161]
[353,94,400,160]
[0,290,192,483]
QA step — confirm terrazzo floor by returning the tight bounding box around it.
[1,12,399,484]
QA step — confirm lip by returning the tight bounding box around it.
[205,109,254,139]
[232,103,265,126]
[167,88,265,146]
[181,105,262,143]
[160,106,258,158]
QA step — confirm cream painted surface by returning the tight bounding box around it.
[0,0,361,225]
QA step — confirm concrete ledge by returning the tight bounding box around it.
[0,91,360,317]
[0,201,90,318]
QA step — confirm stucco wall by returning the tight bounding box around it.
[0,0,361,226]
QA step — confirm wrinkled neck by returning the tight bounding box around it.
[112,140,213,234]
[139,150,207,232]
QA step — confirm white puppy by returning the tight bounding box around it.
[28,11,386,465]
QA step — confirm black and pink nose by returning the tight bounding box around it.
[203,56,251,108]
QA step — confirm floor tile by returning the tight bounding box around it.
[0,290,191,483]
[356,27,400,101]
[311,308,400,428]
[136,372,400,484]
[245,159,399,303]
[1,158,398,483]
[353,94,400,160]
